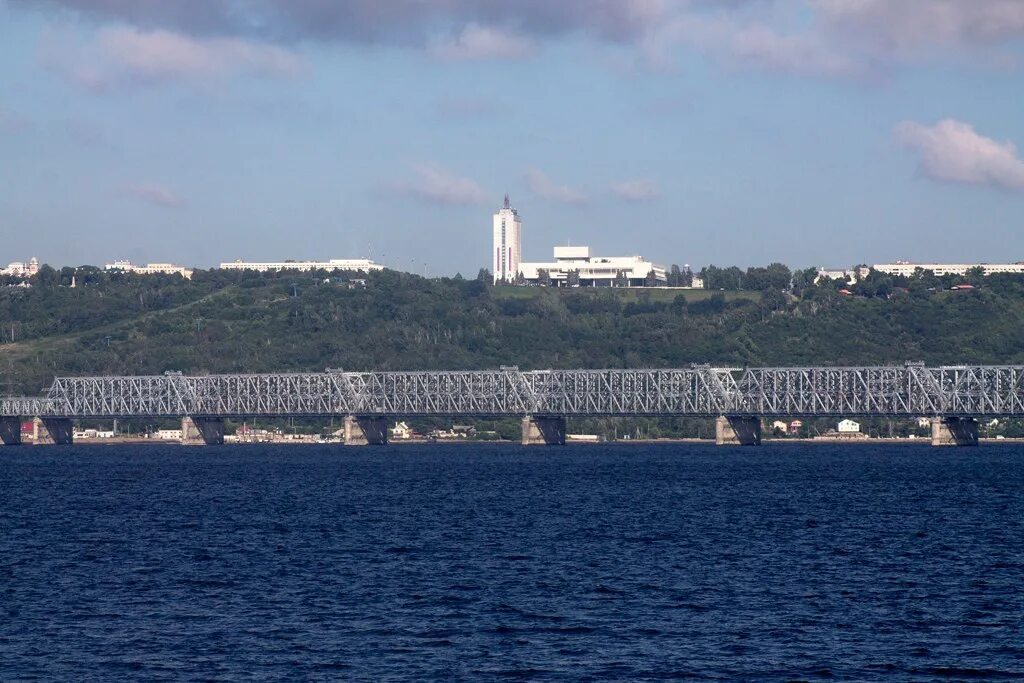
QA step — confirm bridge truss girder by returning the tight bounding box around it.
[1,365,1023,420]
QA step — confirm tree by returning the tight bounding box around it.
[669,264,682,287]
[700,265,744,290]
[614,270,629,288]
[644,270,659,288]
[476,268,492,283]
[537,269,551,287]
[566,269,581,288]
[966,266,986,287]
[791,267,818,297]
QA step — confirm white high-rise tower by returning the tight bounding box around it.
[492,194,522,283]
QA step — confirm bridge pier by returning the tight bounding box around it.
[931,417,979,447]
[0,416,22,445]
[716,416,762,446]
[34,417,73,445]
[181,417,225,445]
[344,415,388,446]
[521,415,566,446]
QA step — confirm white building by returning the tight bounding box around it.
[873,261,1024,278]
[493,194,522,283]
[390,421,414,440]
[219,258,384,273]
[519,246,667,287]
[816,266,870,285]
[837,419,861,433]
[105,260,194,279]
[154,429,184,441]
[1,257,39,278]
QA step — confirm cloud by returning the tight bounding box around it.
[42,26,304,92]
[611,179,660,201]
[726,24,862,78]
[19,0,671,45]
[813,0,1024,55]
[645,14,863,79]
[430,24,533,61]
[122,182,185,207]
[20,0,1024,78]
[0,105,31,133]
[894,118,1024,192]
[525,169,588,205]
[404,164,488,205]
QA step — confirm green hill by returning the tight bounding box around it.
[3,265,1024,400]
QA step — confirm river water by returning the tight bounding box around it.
[1,443,1022,680]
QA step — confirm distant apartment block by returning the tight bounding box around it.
[519,246,668,287]
[1,257,39,278]
[818,261,1024,284]
[218,259,384,273]
[105,260,194,279]
[873,261,1024,277]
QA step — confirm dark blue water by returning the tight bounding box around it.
[1,444,1022,681]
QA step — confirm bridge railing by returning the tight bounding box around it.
[2,365,1023,419]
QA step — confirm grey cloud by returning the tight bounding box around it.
[40,25,304,93]
[18,0,671,44]
[813,0,1024,54]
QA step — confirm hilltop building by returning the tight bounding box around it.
[817,261,1024,285]
[519,246,667,287]
[873,261,1024,278]
[492,194,522,284]
[105,260,193,279]
[1,257,39,278]
[219,258,384,273]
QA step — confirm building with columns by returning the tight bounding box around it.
[492,194,522,283]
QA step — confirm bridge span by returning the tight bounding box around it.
[2,364,1022,447]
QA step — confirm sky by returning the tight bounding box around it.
[1,0,1024,275]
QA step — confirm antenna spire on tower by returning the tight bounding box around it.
[504,193,510,209]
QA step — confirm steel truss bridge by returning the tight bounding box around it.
[3,365,1024,420]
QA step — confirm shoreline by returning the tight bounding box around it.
[5,436,1024,447]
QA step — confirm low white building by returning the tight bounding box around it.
[873,261,1024,278]
[154,429,184,441]
[837,419,861,433]
[519,246,667,287]
[105,260,193,279]
[1,257,39,278]
[219,258,384,273]
[816,266,870,285]
[390,421,414,440]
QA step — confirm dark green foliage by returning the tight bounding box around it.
[2,266,1024,399]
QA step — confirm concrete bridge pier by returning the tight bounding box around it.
[0,416,22,445]
[181,417,225,445]
[344,415,388,446]
[931,417,979,447]
[521,415,567,446]
[34,417,73,445]
[716,416,762,446]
